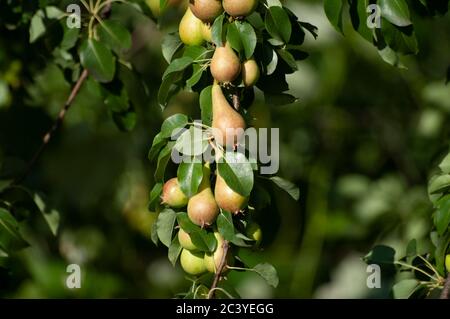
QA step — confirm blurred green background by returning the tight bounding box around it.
[0,0,449,298]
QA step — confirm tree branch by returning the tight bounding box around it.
[13,69,89,185]
[440,274,450,299]
[232,90,240,111]
[208,240,229,299]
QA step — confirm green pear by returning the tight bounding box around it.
[179,7,205,46]
[178,228,198,251]
[161,177,188,208]
[242,58,260,87]
[245,222,262,247]
[180,249,207,275]
[214,172,248,214]
[187,163,219,227]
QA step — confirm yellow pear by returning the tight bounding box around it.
[242,58,260,87]
[179,7,205,46]
[211,83,246,148]
[178,228,198,251]
[214,173,248,214]
[210,42,241,83]
[180,249,207,275]
[161,177,188,208]
[201,22,213,42]
[187,163,219,227]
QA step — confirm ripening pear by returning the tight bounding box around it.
[214,172,248,214]
[161,178,188,208]
[223,0,258,17]
[242,58,260,87]
[201,22,213,42]
[446,254,450,273]
[179,7,205,46]
[245,222,262,247]
[189,0,223,22]
[187,163,219,227]
[204,231,234,273]
[211,83,246,148]
[210,42,241,84]
[180,249,207,275]
[178,228,198,251]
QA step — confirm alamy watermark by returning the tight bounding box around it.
[366,264,381,289]
[66,264,81,289]
[367,4,382,29]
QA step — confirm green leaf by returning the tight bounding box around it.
[265,6,292,43]
[217,152,254,197]
[151,220,159,245]
[226,22,243,53]
[0,208,28,253]
[269,176,299,200]
[392,279,419,299]
[29,11,45,43]
[439,153,450,174]
[148,183,163,211]
[33,193,60,236]
[199,85,212,126]
[177,161,203,197]
[96,20,132,54]
[174,126,209,156]
[253,263,279,288]
[381,20,418,55]
[429,174,450,195]
[379,0,412,27]
[324,0,344,34]
[277,49,298,72]
[79,38,116,83]
[105,89,129,113]
[162,32,183,63]
[148,133,167,162]
[211,14,225,47]
[186,64,205,89]
[160,114,188,138]
[217,211,250,247]
[154,142,175,181]
[349,0,373,42]
[377,46,407,69]
[162,57,193,79]
[236,22,257,59]
[406,239,417,257]
[168,235,182,266]
[177,212,200,233]
[435,195,450,236]
[176,213,217,252]
[112,109,136,132]
[156,208,177,248]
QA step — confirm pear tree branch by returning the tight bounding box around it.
[208,240,230,299]
[440,274,450,299]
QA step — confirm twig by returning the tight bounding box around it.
[208,240,229,299]
[13,69,89,185]
[440,274,450,299]
[232,90,240,111]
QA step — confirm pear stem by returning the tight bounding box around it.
[208,240,230,299]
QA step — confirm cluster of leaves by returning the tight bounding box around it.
[158,0,317,110]
[324,0,450,68]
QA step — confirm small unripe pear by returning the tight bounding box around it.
[187,163,219,227]
[189,0,223,22]
[180,249,207,275]
[245,222,262,247]
[161,178,188,208]
[446,254,450,273]
[214,173,248,214]
[201,22,213,42]
[223,0,258,17]
[210,43,241,84]
[242,59,260,87]
[179,7,205,46]
[178,228,198,251]
[211,83,246,148]
[204,231,234,273]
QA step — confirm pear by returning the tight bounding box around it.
[245,222,262,247]
[201,22,213,42]
[179,7,205,46]
[242,58,260,87]
[161,178,188,208]
[214,173,248,214]
[180,249,207,275]
[204,231,234,273]
[189,0,223,22]
[187,163,219,227]
[178,228,198,251]
[210,43,241,84]
[223,0,258,17]
[211,83,246,148]
[446,254,450,273]
[146,0,185,17]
